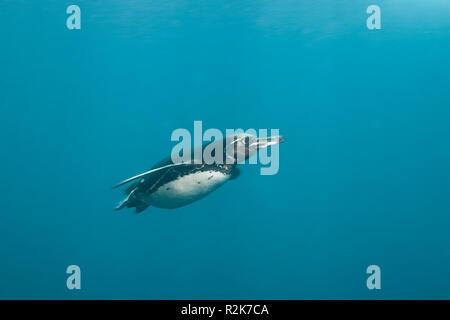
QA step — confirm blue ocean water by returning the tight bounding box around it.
[0,0,449,299]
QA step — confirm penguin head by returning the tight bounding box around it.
[224,133,284,163]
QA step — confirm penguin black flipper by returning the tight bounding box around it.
[113,161,193,189]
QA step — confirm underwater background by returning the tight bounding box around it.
[0,0,449,299]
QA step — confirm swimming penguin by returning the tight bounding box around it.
[113,133,284,212]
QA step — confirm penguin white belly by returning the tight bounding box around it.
[144,170,230,209]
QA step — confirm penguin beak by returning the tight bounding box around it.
[256,135,285,149]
